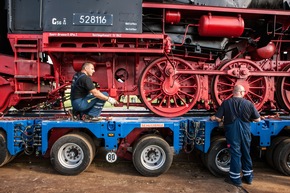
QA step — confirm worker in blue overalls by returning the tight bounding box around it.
[70,62,118,121]
[210,85,261,187]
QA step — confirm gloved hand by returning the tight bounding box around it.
[94,82,100,88]
[107,97,118,105]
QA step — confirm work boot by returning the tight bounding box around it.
[224,177,242,187]
[82,114,101,122]
[72,109,81,120]
[242,176,252,185]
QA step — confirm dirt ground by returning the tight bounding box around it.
[0,151,289,193]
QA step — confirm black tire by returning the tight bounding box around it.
[273,138,290,175]
[266,136,288,168]
[50,133,93,175]
[0,131,11,167]
[132,135,173,177]
[278,139,290,176]
[200,153,207,168]
[201,136,223,168]
[77,132,96,162]
[205,138,230,177]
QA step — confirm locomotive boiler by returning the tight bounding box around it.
[0,0,290,117]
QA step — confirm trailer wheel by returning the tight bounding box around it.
[201,136,223,168]
[205,138,229,177]
[273,138,290,175]
[278,139,290,175]
[133,135,173,177]
[0,131,11,167]
[76,132,96,163]
[266,136,288,168]
[50,133,93,175]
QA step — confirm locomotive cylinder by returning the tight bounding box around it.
[198,15,244,37]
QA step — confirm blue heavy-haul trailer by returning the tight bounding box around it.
[0,116,290,177]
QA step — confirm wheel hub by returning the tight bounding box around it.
[141,145,165,170]
[66,148,79,160]
[145,149,160,163]
[216,148,230,172]
[162,80,180,95]
[58,143,84,168]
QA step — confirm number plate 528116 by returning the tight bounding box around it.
[73,13,113,26]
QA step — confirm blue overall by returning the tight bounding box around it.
[71,73,108,117]
[72,92,108,117]
[225,100,253,185]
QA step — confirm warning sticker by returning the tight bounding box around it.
[141,123,164,128]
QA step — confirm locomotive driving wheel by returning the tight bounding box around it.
[212,59,269,110]
[276,64,290,111]
[139,57,200,117]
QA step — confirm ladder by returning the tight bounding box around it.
[13,38,41,94]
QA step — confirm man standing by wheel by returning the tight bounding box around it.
[210,85,261,187]
[70,62,118,121]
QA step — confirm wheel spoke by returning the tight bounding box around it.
[284,82,290,88]
[144,81,162,86]
[156,63,165,71]
[144,88,162,94]
[245,93,255,104]
[179,85,197,89]
[178,75,195,84]
[248,86,265,90]
[218,88,233,94]
[149,92,163,103]
[148,71,163,82]
[175,93,187,106]
[172,95,179,107]
[248,90,263,99]
[166,96,171,108]
[158,95,167,107]
[224,76,236,83]
[248,77,263,85]
[224,93,233,100]
[219,81,234,87]
[178,90,194,98]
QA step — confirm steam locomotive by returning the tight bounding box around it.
[0,0,290,117]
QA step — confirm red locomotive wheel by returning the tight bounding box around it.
[212,59,269,110]
[276,64,290,111]
[139,57,200,117]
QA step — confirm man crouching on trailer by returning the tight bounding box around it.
[210,85,261,187]
[70,62,118,121]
